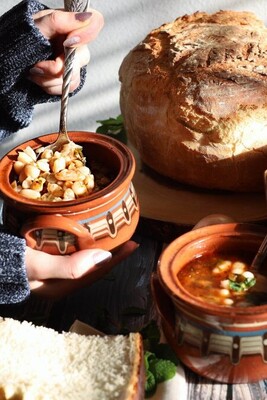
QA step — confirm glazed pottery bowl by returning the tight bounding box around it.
[154,222,267,383]
[0,131,139,255]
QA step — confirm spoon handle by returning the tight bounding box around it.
[59,0,90,134]
[251,233,267,272]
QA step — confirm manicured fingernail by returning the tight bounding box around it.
[29,67,44,75]
[63,36,81,47]
[93,250,112,266]
[75,11,92,22]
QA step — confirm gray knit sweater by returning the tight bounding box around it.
[0,0,86,304]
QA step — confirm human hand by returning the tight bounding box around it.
[28,8,104,95]
[25,241,138,299]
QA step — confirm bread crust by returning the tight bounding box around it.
[119,10,267,192]
[124,333,145,400]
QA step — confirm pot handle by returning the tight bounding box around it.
[21,214,95,251]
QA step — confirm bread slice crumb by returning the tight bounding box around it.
[0,318,144,400]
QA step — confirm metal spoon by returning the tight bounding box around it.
[250,233,267,273]
[43,0,90,152]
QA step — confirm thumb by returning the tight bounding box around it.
[66,249,112,278]
[26,247,111,280]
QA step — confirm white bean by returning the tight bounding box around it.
[72,181,88,196]
[217,260,231,271]
[219,288,230,297]
[242,271,255,280]
[220,279,230,289]
[12,140,97,202]
[47,183,64,197]
[223,298,234,306]
[52,157,66,173]
[24,146,37,162]
[13,161,25,175]
[20,189,41,200]
[41,149,53,160]
[63,188,75,200]
[30,178,45,192]
[55,169,85,182]
[231,262,245,275]
[24,164,40,179]
[22,178,33,189]
[36,159,50,172]
[17,151,34,164]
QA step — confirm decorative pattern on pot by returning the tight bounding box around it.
[174,313,267,365]
[32,183,138,254]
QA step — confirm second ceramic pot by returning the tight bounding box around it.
[155,222,267,383]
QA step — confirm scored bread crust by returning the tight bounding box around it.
[119,10,267,192]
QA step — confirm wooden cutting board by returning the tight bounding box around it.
[130,146,267,228]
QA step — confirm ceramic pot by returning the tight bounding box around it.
[0,131,139,255]
[154,222,267,383]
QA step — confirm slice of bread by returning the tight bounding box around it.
[0,317,144,400]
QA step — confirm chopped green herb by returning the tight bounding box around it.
[229,277,256,292]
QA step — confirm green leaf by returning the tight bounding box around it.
[145,369,157,397]
[96,115,127,144]
[144,351,157,368]
[96,115,124,126]
[143,324,179,397]
[149,358,177,383]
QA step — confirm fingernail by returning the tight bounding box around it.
[63,36,81,47]
[29,67,44,75]
[93,250,112,266]
[75,11,92,22]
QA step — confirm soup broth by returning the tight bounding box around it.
[178,253,267,307]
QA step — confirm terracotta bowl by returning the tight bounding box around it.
[154,222,267,383]
[0,131,139,255]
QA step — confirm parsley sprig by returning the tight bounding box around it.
[141,321,179,398]
[96,115,127,144]
[229,276,256,292]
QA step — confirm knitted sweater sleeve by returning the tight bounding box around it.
[0,0,86,140]
[0,229,29,304]
[0,0,86,304]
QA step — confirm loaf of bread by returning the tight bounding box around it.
[119,10,267,192]
[0,318,144,400]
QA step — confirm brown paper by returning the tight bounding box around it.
[69,319,104,337]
